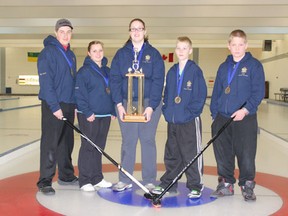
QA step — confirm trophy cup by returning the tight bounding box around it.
[123,48,146,122]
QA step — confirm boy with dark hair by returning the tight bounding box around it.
[37,19,78,195]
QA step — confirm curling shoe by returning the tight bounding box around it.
[145,183,155,191]
[94,179,112,188]
[188,185,204,199]
[241,180,256,201]
[210,176,234,198]
[151,186,165,195]
[58,177,79,186]
[39,186,55,195]
[112,181,132,192]
[81,183,95,192]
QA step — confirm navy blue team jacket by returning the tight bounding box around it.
[162,60,207,124]
[75,56,116,118]
[110,40,165,110]
[210,52,265,119]
[38,35,77,113]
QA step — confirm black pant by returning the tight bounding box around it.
[77,113,111,187]
[37,101,76,188]
[212,113,257,186]
[160,118,203,191]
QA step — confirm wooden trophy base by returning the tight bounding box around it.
[123,114,147,123]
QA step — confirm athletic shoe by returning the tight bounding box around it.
[151,186,165,195]
[112,181,132,192]
[94,179,112,188]
[210,177,234,198]
[58,177,79,186]
[39,186,55,195]
[152,186,178,195]
[241,180,256,201]
[187,189,202,199]
[145,183,155,191]
[81,183,95,192]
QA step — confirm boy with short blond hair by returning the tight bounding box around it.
[210,29,265,201]
[152,36,207,198]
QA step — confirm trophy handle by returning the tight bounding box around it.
[127,75,133,114]
[138,75,144,114]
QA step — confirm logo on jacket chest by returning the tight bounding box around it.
[143,55,151,63]
[238,67,248,77]
[184,80,192,91]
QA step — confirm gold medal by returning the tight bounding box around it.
[106,87,110,94]
[174,96,181,104]
[225,86,230,94]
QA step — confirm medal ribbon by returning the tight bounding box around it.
[227,62,240,86]
[56,46,75,77]
[176,66,185,97]
[90,64,109,88]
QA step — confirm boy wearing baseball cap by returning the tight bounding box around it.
[37,18,78,195]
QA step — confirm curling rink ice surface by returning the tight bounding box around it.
[0,96,288,216]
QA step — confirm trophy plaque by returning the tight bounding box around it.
[123,48,146,122]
